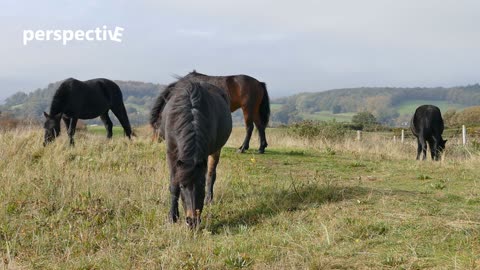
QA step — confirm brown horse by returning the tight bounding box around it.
[151,70,270,153]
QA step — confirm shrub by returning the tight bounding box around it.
[352,111,377,130]
[288,120,349,141]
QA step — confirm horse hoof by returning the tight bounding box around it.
[257,149,265,154]
[237,149,245,153]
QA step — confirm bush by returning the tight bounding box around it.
[352,112,377,130]
[288,120,349,141]
[0,113,40,131]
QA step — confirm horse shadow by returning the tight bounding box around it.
[206,183,370,234]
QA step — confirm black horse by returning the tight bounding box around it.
[156,80,232,228]
[151,70,270,154]
[43,78,132,146]
[410,105,447,161]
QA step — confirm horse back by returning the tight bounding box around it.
[53,78,122,119]
[411,105,444,139]
[225,75,265,112]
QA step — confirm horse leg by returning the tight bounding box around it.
[253,117,268,154]
[428,138,439,161]
[238,109,254,153]
[205,150,221,204]
[427,138,436,160]
[62,116,70,130]
[420,136,427,160]
[67,118,78,146]
[416,138,422,160]
[111,105,132,139]
[167,154,180,223]
[169,183,180,223]
[100,113,113,139]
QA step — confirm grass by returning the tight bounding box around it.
[300,111,355,122]
[87,125,125,137]
[395,100,466,115]
[1,126,480,269]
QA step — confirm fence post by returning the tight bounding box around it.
[462,125,467,146]
[393,136,396,143]
[401,129,405,144]
[356,130,362,141]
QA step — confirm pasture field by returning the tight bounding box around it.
[300,111,355,122]
[395,100,466,116]
[1,126,479,269]
[269,104,283,113]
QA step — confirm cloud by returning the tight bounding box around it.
[0,0,479,98]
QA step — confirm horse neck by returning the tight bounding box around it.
[49,91,66,115]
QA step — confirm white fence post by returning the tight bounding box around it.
[357,130,362,141]
[393,136,396,143]
[462,125,467,146]
[401,129,405,144]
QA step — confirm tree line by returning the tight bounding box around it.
[271,84,480,125]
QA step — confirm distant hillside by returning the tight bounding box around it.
[2,81,480,127]
[0,80,166,125]
[271,84,480,125]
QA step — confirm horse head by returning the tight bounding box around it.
[43,112,62,146]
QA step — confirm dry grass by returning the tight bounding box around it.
[1,126,479,269]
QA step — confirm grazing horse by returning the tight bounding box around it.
[151,70,270,153]
[156,80,232,228]
[43,78,132,146]
[410,105,447,161]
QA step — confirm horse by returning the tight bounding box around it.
[151,70,270,153]
[156,80,232,228]
[410,105,447,161]
[43,78,132,146]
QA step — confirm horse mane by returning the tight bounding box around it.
[188,69,207,77]
[168,82,209,185]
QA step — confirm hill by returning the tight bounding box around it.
[2,82,480,127]
[272,85,480,125]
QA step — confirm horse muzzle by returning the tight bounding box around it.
[185,209,201,229]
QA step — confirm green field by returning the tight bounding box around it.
[1,127,479,269]
[394,100,467,115]
[300,111,355,122]
[270,103,283,113]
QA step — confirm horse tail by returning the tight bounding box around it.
[150,95,164,130]
[149,85,174,130]
[259,82,270,127]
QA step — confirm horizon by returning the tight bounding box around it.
[1,1,479,101]
[2,78,480,103]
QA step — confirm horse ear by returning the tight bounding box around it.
[43,112,50,118]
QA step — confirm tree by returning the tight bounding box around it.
[352,111,377,130]
[332,105,342,114]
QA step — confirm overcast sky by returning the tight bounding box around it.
[0,0,479,101]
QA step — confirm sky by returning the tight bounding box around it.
[0,0,479,101]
